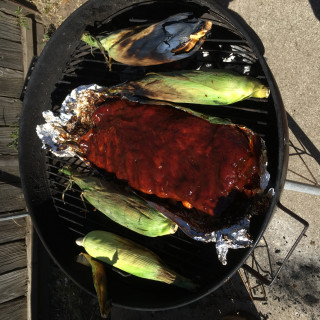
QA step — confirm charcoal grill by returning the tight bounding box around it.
[19,0,290,310]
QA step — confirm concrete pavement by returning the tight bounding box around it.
[225,1,320,319]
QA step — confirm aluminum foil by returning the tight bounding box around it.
[36,84,103,158]
[36,84,272,265]
[146,190,273,266]
[207,217,252,265]
[196,189,274,265]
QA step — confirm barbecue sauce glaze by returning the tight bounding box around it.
[79,98,262,217]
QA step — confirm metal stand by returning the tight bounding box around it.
[284,180,320,196]
[241,201,309,287]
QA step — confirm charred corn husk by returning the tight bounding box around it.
[108,69,270,105]
[81,13,212,66]
[60,167,177,237]
[76,230,197,291]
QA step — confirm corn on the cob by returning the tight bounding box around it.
[60,167,177,237]
[81,13,212,66]
[76,230,197,291]
[108,69,270,105]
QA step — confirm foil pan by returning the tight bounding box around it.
[36,84,272,265]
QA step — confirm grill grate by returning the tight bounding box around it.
[43,9,276,289]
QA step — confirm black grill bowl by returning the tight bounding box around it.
[19,0,289,311]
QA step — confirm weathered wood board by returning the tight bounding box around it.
[0,296,27,320]
[0,168,21,186]
[0,38,23,70]
[0,1,35,319]
[0,218,26,244]
[0,268,27,304]
[0,126,19,155]
[0,240,27,274]
[0,183,25,213]
[0,0,38,15]
[0,155,21,192]
[0,67,23,99]
[0,97,22,126]
[0,10,21,43]
[0,154,19,168]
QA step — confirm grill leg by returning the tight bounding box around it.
[241,201,309,286]
[284,180,320,196]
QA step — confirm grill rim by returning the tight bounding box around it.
[19,0,289,311]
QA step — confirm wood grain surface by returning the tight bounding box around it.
[0,268,27,304]
[0,296,27,320]
[0,218,26,244]
[0,240,27,274]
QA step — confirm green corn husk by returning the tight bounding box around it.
[108,69,270,105]
[60,167,177,237]
[76,230,197,291]
[79,253,111,319]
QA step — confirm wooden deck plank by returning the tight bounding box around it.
[0,10,21,43]
[0,154,19,167]
[0,38,23,71]
[0,241,27,274]
[35,21,45,56]
[0,0,39,15]
[0,2,36,320]
[20,16,35,76]
[0,155,21,184]
[0,155,21,188]
[0,169,21,186]
[0,268,27,304]
[0,126,19,155]
[0,218,26,245]
[0,296,27,320]
[0,96,22,126]
[0,67,24,99]
[0,183,25,213]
